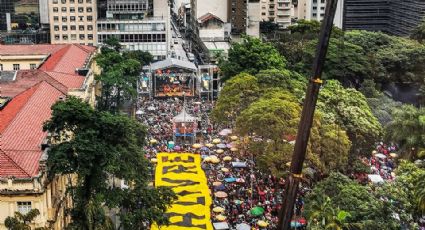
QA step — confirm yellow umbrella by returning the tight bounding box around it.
[223,156,232,161]
[211,158,220,164]
[150,158,158,163]
[230,147,238,152]
[212,138,221,144]
[216,149,224,154]
[215,214,226,221]
[213,207,225,213]
[204,156,212,162]
[390,153,398,158]
[221,167,229,172]
[192,143,202,149]
[213,181,222,186]
[150,139,158,144]
[206,143,214,148]
[230,135,238,141]
[214,191,228,198]
[257,220,268,227]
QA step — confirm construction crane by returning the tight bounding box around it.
[277,0,339,229]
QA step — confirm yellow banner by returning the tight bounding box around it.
[151,153,213,230]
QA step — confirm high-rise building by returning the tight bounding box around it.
[259,0,293,29]
[48,0,98,45]
[343,0,425,36]
[294,0,344,28]
[228,0,247,34]
[97,0,170,60]
[0,0,50,44]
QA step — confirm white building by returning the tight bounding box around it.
[294,0,344,28]
[97,0,171,60]
[260,0,293,29]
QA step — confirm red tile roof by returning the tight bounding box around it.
[0,44,66,56]
[0,44,95,178]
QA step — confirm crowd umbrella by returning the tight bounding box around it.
[214,191,228,198]
[257,220,268,227]
[215,214,226,221]
[230,135,238,141]
[250,207,265,216]
[221,167,229,172]
[236,223,250,230]
[223,156,232,161]
[213,207,225,213]
[206,143,214,148]
[213,138,221,144]
[216,149,224,154]
[192,143,202,149]
[217,143,227,149]
[213,181,222,186]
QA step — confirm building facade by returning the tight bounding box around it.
[48,0,98,45]
[294,0,344,28]
[0,44,97,229]
[259,0,293,29]
[228,0,247,34]
[97,0,170,60]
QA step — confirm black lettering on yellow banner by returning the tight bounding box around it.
[162,155,195,163]
[176,190,202,196]
[174,196,206,206]
[162,178,200,187]
[165,212,207,229]
[163,165,197,174]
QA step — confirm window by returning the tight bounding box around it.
[62,16,67,22]
[62,25,68,31]
[53,16,59,22]
[87,0,91,3]
[53,7,58,12]
[17,202,31,215]
[71,34,77,40]
[53,0,58,3]
[88,34,93,40]
[79,25,84,31]
[79,34,85,39]
[13,64,20,70]
[87,7,92,12]
[61,0,66,3]
[70,7,75,13]
[71,25,76,30]
[78,7,84,12]
[70,0,74,3]
[70,16,75,21]
[55,35,60,40]
[87,25,93,31]
[87,16,93,21]
[63,35,68,40]
[79,16,84,21]
[30,64,36,69]
[78,0,83,3]
[54,25,59,31]
[0,64,3,71]
[61,7,67,12]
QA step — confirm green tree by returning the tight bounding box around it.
[43,97,175,230]
[317,80,382,154]
[101,37,122,53]
[122,50,154,67]
[219,36,286,81]
[95,51,141,113]
[211,73,260,126]
[385,105,425,158]
[4,209,47,230]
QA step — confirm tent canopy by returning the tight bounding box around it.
[150,58,197,72]
[368,174,384,183]
[173,108,197,122]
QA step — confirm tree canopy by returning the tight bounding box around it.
[219,36,286,81]
[43,96,175,230]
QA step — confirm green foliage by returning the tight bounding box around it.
[95,51,141,113]
[211,73,260,126]
[219,36,286,81]
[411,20,425,43]
[385,105,425,154]
[4,209,47,230]
[101,37,122,53]
[305,172,413,229]
[122,50,154,66]
[43,97,175,230]
[317,80,382,154]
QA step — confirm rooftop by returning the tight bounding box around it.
[0,44,95,178]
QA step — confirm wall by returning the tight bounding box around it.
[195,0,228,22]
[0,55,47,70]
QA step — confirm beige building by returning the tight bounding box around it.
[48,0,97,45]
[0,44,97,229]
[259,0,293,29]
[293,0,344,28]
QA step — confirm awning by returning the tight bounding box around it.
[150,58,197,72]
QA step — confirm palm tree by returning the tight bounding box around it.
[385,105,425,158]
[307,196,352,230]
[415,177,425,214]
[4,209,47,230]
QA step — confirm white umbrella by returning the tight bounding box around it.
[135,110,143,115]
[236,223,250,230]
[147,106,156,111]
[375,153,387,159]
